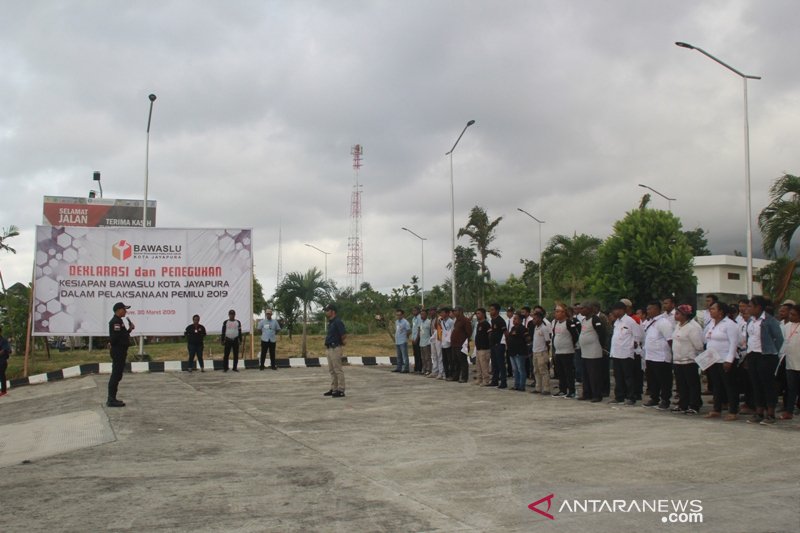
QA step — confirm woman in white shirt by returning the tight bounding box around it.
[704,302,741,420]
[672,304,704,414]
[780,304,800,420]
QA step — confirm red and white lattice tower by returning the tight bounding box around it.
[347,144,364,290]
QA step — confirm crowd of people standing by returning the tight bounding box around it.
[391,295,800,426]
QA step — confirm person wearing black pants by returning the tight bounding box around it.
[184,314,207,372]
[0,326,10,397]
[411,306,422,373]
[704,301,741,420]
[551,305,579,397]
[745,296,784,425]
[489,304,508,389]
[107,302,134,407]
[608,302,642,405]
[642,301,674,409]
[577,303,607,403]
[221,309,242,372]
[671,305,704,413]
[450,307,472,383]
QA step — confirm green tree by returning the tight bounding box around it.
[541,233,602,306]
[273,267,330,357]
[0,282,29,352]
[457,206,502,306]
[683,227,711,256]
[758,257,800,302]
[447,245,482,309]
[758,174,800,302]
[0,225,20,295]
[252,275,267,316]
[592,208,695,308]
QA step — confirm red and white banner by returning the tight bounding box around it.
[43,196,157,228]
[32,226,252,335]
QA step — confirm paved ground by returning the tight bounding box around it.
[0,365,798,533]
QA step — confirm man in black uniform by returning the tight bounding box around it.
[184,314,207,372]
[108,302,134,407]
[221,309,242,372]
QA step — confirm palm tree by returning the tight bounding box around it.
[0,225,20,294]
[274,267,330,357]
[541,233,602,306]
[758,174,800,301]
[457,206,502,306]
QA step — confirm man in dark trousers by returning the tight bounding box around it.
[450,306,472,383]
[184,314,207,372]
[489,303,508,389]
[221,309,242,372]
[0,326,10,398]
[108,302,134,407]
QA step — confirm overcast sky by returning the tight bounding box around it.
[2,0,799,301]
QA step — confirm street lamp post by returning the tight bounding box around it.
[93,171,103,198]
[517,208,545,304]
[401,227,427,307]
[143,94,156,229]
[445,119,476,308]
[676,41,760,298]
[138,93,156,360]
[304,243,331,281]
[638,183,676,212]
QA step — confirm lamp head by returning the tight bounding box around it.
[467,119,476,127]
[149,94,157,102]
[675,42,694,50]
[93,171,101,182]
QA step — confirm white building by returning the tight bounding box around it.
[693,255,773,304]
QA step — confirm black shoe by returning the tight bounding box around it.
[625,399,636,406]
[489,382,498,387]
[391,368,401,373]
[259,366,265,370]
[223,368,228,372]
[323,390,334,396]
[577,397,588,401]
[270,366,278,370]
[643,400,659,408]
[497,384,507,389]
[106,399,125,407]
[232,368,239,372]
[590,398,602,403]
[332,390,345,398]
[656,402,670,411]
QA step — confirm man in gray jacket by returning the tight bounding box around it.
[745,296,784,425]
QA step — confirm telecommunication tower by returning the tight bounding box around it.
[347,144,364,290]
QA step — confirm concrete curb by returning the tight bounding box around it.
[6,356,399,390]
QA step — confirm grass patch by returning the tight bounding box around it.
[6,332,396,380]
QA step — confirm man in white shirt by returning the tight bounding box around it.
[643,300,674,410]
[609,301,643,405]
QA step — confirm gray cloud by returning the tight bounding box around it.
[1,0,799,301]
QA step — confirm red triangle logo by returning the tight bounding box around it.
[528,493,555,520]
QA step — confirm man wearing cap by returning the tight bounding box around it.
[221,309,242,372]
[323,304,347,397]
[107,302,134,407]
[258,309,281,370]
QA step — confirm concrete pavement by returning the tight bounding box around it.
[0,365,798,532]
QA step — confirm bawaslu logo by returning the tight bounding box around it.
[528,493,704,525]
[111,240,182,261]
[111,240,132,261]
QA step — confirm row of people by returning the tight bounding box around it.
[392,296,799,426]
